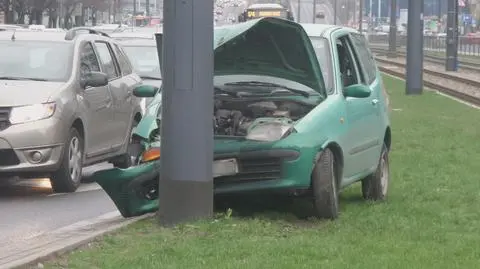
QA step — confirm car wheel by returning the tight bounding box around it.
[361,143,389,201]
[311,148,339,219]
[113,120,141,169]
[50,128,83,193]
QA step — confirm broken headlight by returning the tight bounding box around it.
[246,122,296,142]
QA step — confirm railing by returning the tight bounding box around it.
[367,34,480,57]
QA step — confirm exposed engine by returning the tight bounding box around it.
[213,99,312,139]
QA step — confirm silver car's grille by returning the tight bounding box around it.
[0,107,11,131]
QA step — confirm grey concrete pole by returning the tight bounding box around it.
[158,0,214,226]
[387,0,396,58]
[359,0,363,32]
[334,0,337,25]
[313,0,316,23]
[297,0,301,22]
[405,0,424,95]
[446,0,458,71]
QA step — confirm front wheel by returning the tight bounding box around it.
[361,144,390,201]
[50,128,83,193]
[311,148,339,219]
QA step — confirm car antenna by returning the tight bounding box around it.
[10,29,16,41]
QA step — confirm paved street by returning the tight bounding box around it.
[0,163,117,246]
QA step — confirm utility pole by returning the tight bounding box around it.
[313,0,316,23]
[359,0,363,31]
[387,0,397,58]
[377,0,381,22]
[297,0,301,22]
[405,0,424,95]
[158,0,214,226]
[133,0,137,26]
[146,0,150,16]
[446,0,458,71]
[334,0,337,24]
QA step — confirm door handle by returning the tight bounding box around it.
[372,99,379,105]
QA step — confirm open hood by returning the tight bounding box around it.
[155,18,326,96]
[213,18,326,96]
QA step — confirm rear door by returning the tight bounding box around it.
[93,41,133,150]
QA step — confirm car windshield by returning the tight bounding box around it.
[309,37,334,94]
[122,45,162,80]
[0,41,73,82]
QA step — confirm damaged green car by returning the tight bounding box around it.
[93,18,391,219]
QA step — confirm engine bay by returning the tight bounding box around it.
[213,99,313,137]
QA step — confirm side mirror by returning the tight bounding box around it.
[133,85,159,98]
[80,71,108,88]
[343,84,372,98]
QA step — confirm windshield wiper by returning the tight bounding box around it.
[0,76,48,81]
[140,76,162,80]
[215,87,238,97]
[224,81,311,97]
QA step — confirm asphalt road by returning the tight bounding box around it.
[0,163,117,245]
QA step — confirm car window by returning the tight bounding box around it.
[113,44,133,75]
[309,37,334,94]
[0,41,73,82]
[350,33,377,84]
[335,35,361,88]
[94,42,120,80]
[122,45,162,80]
[80,42,101,79]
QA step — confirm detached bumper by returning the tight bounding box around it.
[94,162,159,218]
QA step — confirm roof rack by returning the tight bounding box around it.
[64,27,110,40]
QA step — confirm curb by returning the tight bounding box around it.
[1,212,155,269]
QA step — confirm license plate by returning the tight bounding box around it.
[213,158,238,178]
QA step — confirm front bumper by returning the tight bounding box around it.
[213,148,316,194]
[0,117,66,176]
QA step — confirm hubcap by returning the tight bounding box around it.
[68,136,82,183]
[379,154,389,196]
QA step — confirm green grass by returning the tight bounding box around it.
[44,75,480,269]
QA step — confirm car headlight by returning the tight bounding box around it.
[9,102,56,124]
[246,122,296,142]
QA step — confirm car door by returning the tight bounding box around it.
[79,42,114,157]
[93,41,134,150]
[335,34,378,179]
[349,32,384,162]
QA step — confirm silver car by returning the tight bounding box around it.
[0,28,143,192]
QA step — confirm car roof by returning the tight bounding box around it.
[117,38,156,46]
[0,27,115,43]
[247,3,284,9]
[301,23,359,37]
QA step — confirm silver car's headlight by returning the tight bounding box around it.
[246,122,296,142]
[9,102,56,124]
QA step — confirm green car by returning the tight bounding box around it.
[93,18,391,219]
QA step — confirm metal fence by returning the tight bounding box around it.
[368,34,480,57]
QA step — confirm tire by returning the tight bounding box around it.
[113,120,140,169]
[361,143,389,201]
[50,128,83,193]
[311,148,339,219]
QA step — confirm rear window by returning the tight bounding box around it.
[309,37,334,94]
[0,41,73,82]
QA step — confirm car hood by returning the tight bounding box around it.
[0,80,64,106]
[141,79,162,88]
[157,18,326,96]
[213,18,325,96]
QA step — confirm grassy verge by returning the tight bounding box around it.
[44,75,480,269]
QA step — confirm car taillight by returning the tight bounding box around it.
[381,82,391,111]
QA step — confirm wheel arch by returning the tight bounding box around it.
[384,126,391,151]
[313,141,344,188]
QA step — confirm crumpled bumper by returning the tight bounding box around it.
[93,161,160,218]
